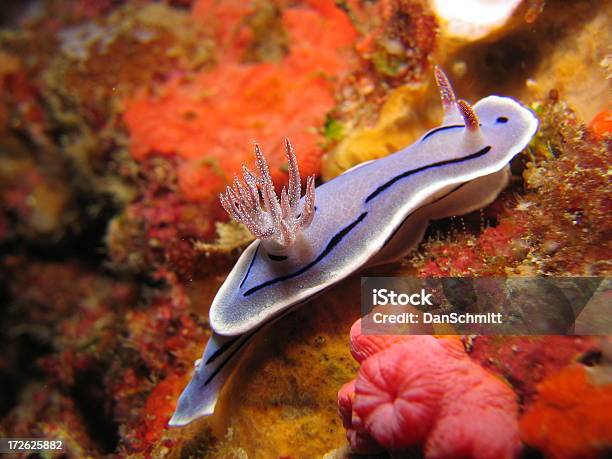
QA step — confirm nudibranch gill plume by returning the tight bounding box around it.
[169,67,538,426]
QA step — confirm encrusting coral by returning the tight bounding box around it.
[0,2,216,252]
[0,257,209,457]
[123,0,357,202]
[353,0,437,84]
[520,363,612,459]
[468,335,602,406]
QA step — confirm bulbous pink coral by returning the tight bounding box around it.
[425,357,522,459]
[338,380,382,453]
[339,319,521,458]
[356,340,446,450]
[349,317,414,363]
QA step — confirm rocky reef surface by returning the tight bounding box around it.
[0,1,610,458]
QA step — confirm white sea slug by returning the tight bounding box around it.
[169,66,538,426]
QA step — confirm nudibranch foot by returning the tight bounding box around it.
[219,139,315,251]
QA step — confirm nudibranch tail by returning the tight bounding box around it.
[168,331,252,427]
[219,140,316,249]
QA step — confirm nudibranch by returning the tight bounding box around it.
[169,67,538,426]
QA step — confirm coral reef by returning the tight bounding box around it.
[105,156,219,278]
[0,0,610,457]
[0,136,76,243]
[43,2,214,198]
[0,257,208,457]
[0,1,215,252]
[0,32,78,244]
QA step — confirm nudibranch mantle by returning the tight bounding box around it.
[169,68,538,426]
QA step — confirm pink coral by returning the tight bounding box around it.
[349,316,412,363]
[339,319,521,458]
